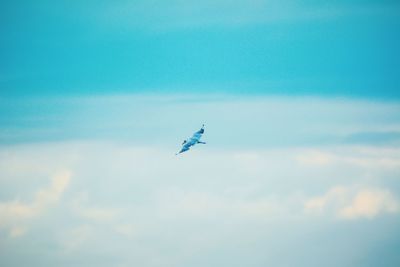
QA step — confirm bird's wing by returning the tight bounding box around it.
[190,126,204,141]
[177,142,191,154]
[191,132,202,141]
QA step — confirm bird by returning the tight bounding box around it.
[176,124,206,155]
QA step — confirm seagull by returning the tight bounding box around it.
[176,124,206,155]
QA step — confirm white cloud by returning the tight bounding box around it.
[9,226,27,238]
[339,189,399,219]
[296,150,334,166]
[0,171,70,237]
[304,186,348,213]
[305,186,400,220]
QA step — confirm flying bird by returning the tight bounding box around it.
[176,124,206,155]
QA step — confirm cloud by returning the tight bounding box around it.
[339,189,399,219]
[297,146,400,169]
[70,192,121,223]
[296,150,334,166]
[9,226,27,238]
[304,186,348,213]
[1,96,400,267]
[61,224,93,253]
[0,171,70,237]
[114,224,136,237]
[305,186,400,219]
[0,140,399,266]
[155,187,287,220]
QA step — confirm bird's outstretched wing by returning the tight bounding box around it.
[190,125,205,142]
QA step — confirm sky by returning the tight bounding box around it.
[1,1,400,267]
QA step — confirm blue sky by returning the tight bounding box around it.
[1,0,400,98]
[1,1,400,267]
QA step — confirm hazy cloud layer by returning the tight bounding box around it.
[1,141,399,266]
[2,95,400,146]
[1,95,400,266]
